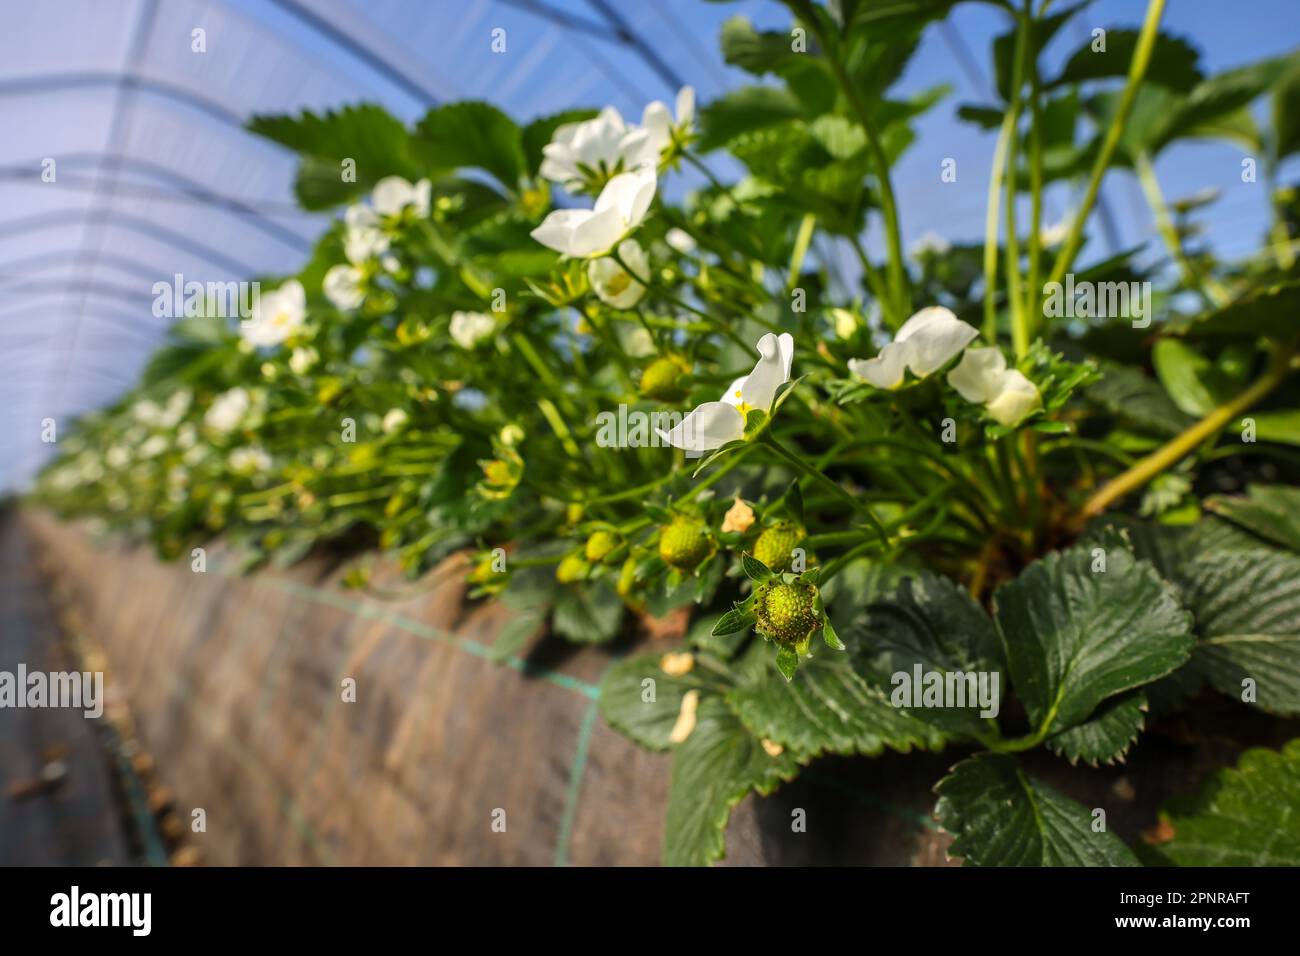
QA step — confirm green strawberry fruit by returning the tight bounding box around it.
[753,580,820,646]
[640,355,691,402]
[658,516,712,570]
[753,521,805,572]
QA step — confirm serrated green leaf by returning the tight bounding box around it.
[552,580,623,644]
[854,570,1004,738]
[1205,485,1300,553]
[1046,691,1147,766]
[1049,29,1203,91]
[992,540,1194,736]
[1151,338,1228,416]
[1087,363,1195,437]
[1181,547,1300,715]
[247,103,422,210]
[1180,281,1300,342]
[728,648,947,758]
[598,654,707,752]
[696,85,805,153]
[663,697,800,866]
[935,753,1140,867]
[1251,409,1300,446]
[1146,739,1300,866]
[412,101,525,190]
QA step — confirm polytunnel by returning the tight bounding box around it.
[2,0,1299,915]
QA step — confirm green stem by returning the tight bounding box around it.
[849,235,896,326]
[983,118,1013,344]
[1004,4,1032,358]
[1044,0,1168,293]
[793,0,909,319]
[1025,14,1046,339]
[787,212,817,291]
[1134,150,1230,307]
[762,433,889,545]
[1080,350,1296,520]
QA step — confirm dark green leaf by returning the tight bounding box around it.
[1049,29,1202,91]
[1205,485,1300,553]
[1046,691,1147,766]
[728,644,947,757]
[992,539,1194,736]
[1087,363,1196,437]
[663,697,801,866]
[696,85,804,153]
[598,654,707,752]
[935,753,1140,866]
[1151,338,1229,416]
[1146,739,1300,866]
[552,580,624,643]
[1182,547,1300,715]
[248,104,422,210]
[855,571,1004,738]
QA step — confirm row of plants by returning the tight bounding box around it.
[35,0,1300,865]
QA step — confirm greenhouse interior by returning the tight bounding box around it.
[3,0,1300,890]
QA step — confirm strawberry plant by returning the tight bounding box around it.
[35,0,1300,866]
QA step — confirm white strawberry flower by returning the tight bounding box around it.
[242,280,305,348]
[539,106,657,192]
[324,264,365,311]
[229,446,272,475]
[289,347,318,375]
[450,311,497,349]
[205,387,250,434]
[664,227,696,254]
[642,86,695,159]
[132,399,162,425]
[372,176,431,218]
[382,408,409,433]
[588,239,649,309]
[659,332,794,453]
[160,389,191,428]
[139,435,168,459]
[909,230,951,259]
[531,167,656,259]
[847,306,978,389]
[947,347,1043,427]
[343,204,390,264]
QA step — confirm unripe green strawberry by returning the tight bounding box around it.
[658,516,711,570]
[640,355,691,402]
[616,554,639,597]
[753,521,805,572]
[585,529,619,563]
[753,580,820,646]
[555,553,588,584]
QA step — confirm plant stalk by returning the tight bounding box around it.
[1079,350,1296,520]
[1044,0,1168,292]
